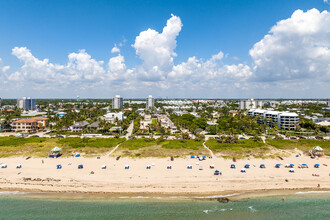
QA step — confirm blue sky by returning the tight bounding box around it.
[0,0,329,98]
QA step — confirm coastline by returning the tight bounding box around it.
[1,187,330,201]
[0,155,328,201]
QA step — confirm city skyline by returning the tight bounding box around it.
[0,0,330,98]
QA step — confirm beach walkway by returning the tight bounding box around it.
[203,141,214,158]
[106,143,122,156]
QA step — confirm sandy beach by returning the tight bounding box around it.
[0,155,329,198]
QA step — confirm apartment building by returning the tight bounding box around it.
[17,97,36,110]
[146,95,154,109]
[11,117,49,133]
[112,95,123,109]
[248,109,299,130]
[239,99,263,110]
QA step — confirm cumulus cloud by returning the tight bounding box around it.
[111,45,120,53]
[132,14,182,81]
[250,9,330,82]
[9,47,106,87]
[2,10,330,97]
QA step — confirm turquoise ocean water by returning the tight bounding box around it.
[0,193,329,220]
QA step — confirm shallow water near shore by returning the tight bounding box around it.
[0,193,329,219]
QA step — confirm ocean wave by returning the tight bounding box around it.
[192,193,240,199]
[296,191,330,194]
[118,193,240,200]
[0,191,27,195]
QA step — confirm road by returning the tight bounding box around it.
[125,121,134,139]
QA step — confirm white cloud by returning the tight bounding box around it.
[132,14,182,81]
[111,45,120,53]
[1,65,10,73]
[250,9,330,83]
[2,10,330,98]
[9,47,106,87]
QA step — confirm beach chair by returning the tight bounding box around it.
[230,164,236,169]
[125,165,130,169]
[241,168,246,173]
[209,164,215,169]
[146,165,151,169]
[301,164,308,168]
[101,165,106,169]
[16,164,22,169]
[97,157,101,159]
[289,168,295,173]
[1,164,7,168]
[167,165,172,169]
[187,165,192,169]
[57,164,62,169]
[199,166,203,170]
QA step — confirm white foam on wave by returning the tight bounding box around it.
[192,193,240,199]
[119,193,240,200]
[0,191,27,195]
[296,191,330,194]
[248,206,257,212]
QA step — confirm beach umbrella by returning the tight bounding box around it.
[190,155,195,159]
[241,168,246,173]
[314,164,320,168]
[230,164,236,169]
[275,164,281,168]
[97,157,101,159]
[313,146,323,151]
[75,154,80,157]
[125,165,129,169]
[101,165,106,169]
[290,164,294,168]
[78,164,83,169]
[57,164,62,169]
[245,164,250,168]
[214,170,220,175]
[16,164,22,169]
[202,156,207,160]
[260,164,266,168]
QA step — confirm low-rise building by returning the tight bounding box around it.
[69,121,89,132]
[11,117,49,133]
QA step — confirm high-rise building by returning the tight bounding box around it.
[146,95,154,109]
[17,97,36,110]
[239,99,263,110]
[327,98,330,107]
[112,95,123,109]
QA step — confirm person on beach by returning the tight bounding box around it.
[42,160,44,164]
